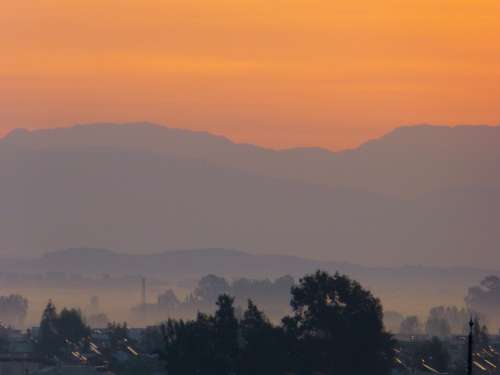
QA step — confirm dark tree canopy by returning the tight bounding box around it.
[57,308,91,343]
[37,301,64,357]
[163,295,239,375]
[213,294,239,375]
[161,271,394,375]
[36,302,91,358]
[240,300,290,375]
[283,271,395,375]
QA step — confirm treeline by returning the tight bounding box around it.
[394,274,500,336]
[133,274,294,322]
[33,271,395,375]
[386,305,489,337]
[159,271,395,375]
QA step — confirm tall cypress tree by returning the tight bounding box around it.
[37,301,64,357]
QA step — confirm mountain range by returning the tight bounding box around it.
[1,122,499,267]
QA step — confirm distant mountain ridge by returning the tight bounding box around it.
[1,122,499,266]
[2,247,496,318]
[2,246,497,284]
[4,122,500,197]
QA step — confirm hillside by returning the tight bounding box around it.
[0,123,499,266]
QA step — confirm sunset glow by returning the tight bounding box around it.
[2,0,499,149]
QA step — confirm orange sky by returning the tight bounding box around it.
[1,0,499,150]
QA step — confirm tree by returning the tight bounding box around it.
[162,315,216,375]
[283,271,395,375]
[56,308,90,344]
[37,301,64,357]
[400,316,422,335]
[241,300,269,332]
[213,294,239,375]
[240,300,289,375]
[36,303,91,358]
[162,271,394,375]
[141,325,165,354]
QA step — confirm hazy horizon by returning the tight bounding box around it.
[2,121,500,268]
[2,3,499,374]
[4,121,500,153]
[3,1,500,151]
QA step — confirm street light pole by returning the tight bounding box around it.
[468,318,474,375]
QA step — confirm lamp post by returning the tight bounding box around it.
[468,318,474,375]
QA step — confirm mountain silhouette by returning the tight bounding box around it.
[1,122,499,267]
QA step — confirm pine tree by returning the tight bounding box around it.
[37,301,64,357]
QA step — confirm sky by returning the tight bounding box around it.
[1,0,499,150]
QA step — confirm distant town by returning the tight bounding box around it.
[0,269,499,374]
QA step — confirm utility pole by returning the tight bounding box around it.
[468,318,474,375]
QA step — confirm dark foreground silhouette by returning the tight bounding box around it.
[159,271,394,375]
[35,271,394,375]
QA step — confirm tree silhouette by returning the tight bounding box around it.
[36,302,91,358]
[240,300,289,375]
[283,270,395,375]
[162,271,395,375]
[141,326,165,354]
[57,308,90,344]
[213,294,239,375]
[37,301,64,357]
[163,314,216,375]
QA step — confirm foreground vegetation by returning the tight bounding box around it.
[37,271,395,375]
